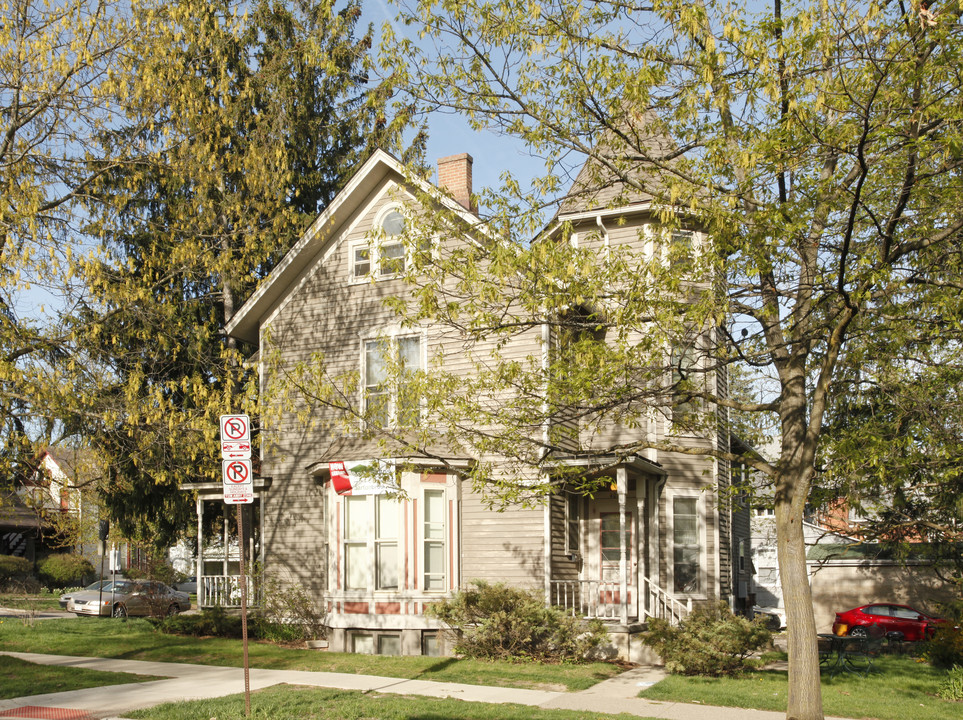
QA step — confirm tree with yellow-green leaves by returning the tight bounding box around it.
[0,0,151,494]
[361,2,963,719]
[66,0,422,548]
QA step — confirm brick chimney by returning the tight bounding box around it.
[437,153,475,212]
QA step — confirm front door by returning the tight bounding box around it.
[590,499,636,617]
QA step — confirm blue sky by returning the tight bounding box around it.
[363,0,549,197]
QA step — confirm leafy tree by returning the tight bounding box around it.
[0,0,150,493]
[820,343,963,588]
[69,0,422,547]
[364,2,963,719]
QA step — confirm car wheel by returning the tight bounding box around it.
[166,604,179,617]
[849,625,867,637]
[112,604,128,619]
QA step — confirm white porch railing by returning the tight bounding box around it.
[550,578,691,624]
[200,575,259,609]
[640,576,692,624]
[549,580,626,620]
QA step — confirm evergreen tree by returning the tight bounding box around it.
[71,0,422,547]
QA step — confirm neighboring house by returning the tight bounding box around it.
[1,448,147,579]
[749,498,957,632]
[0,449,100,564]
[213,149,737,660]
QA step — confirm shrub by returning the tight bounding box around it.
[641,601,772,676]
[255,576,327,642]
[926,625,963,669]
[36,554,94,589]
[156,606,242,638]
[125,559,178,586]
[937,665,963,702]
[0,555,32,588]
[426,580,608,663]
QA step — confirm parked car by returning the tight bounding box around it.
[173,576,197,594]
[832,602,946,642]
[67,580,191,618]
[59,580,112,610]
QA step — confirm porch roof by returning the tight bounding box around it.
[181,477,273,497]
[544,454,666,477]
[305,456,476,477]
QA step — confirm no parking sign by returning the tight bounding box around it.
[222,458,253,504]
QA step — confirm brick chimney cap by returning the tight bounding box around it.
[438,152,474,164]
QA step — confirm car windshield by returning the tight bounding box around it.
[103,581,133,593]
[84,580,110,590]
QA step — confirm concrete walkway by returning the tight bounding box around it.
[0,650,817,720]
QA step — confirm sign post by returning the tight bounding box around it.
[220,414,252,716]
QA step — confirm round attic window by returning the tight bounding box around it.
[382,210,405,236]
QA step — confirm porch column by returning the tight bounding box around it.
[196,496,204,606]
[637,486,646,621]
[543,491,552,606]
[617,466,628,625]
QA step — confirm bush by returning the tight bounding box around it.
[125,560,178,586]
[937,665,963,701]
[255,576,327,642]
[156,606,243,638]
[426,580,609,663]
[926,625,963,669]
[641,601,772,676]
[36,554,94,589]
[0,555,32,588]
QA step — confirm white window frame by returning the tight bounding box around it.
[667,490,707,598]
[361,332,425,427]
[342,494,401,592]
[421,487,447,592]
[350,205,409,282]
[565,493,581,556]
[669,336,704,432]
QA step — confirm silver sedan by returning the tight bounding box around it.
[68,580,191,618]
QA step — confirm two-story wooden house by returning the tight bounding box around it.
[218,149,734,660]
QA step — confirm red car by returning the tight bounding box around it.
[832,603,945,642]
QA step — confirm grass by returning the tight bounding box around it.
[0,589,64,612]
[0,617,621,692]
[0,655,165,699]
[125,685,653,720]
[641,652,958,720]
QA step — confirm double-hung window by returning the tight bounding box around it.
[672,497,702,594]
[423,489,446,590]
[344,494,399,591]
[363,335,423,426]
[670,339,701,427]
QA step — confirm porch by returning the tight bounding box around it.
[183,479,269,609]
[545,455,693,627]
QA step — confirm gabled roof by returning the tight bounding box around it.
[225,149,480,346]
[556,110,680,218]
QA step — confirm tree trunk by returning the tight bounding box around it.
[776,466,824,720]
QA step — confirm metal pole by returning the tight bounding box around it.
[238,505,251,716]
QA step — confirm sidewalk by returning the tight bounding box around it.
[0,650,802,720]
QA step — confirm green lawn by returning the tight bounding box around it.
[0,590,64,612]
[125,685,652,720]
[641,653,956,720]
[0,617,620,692]
[0,655,165,699]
